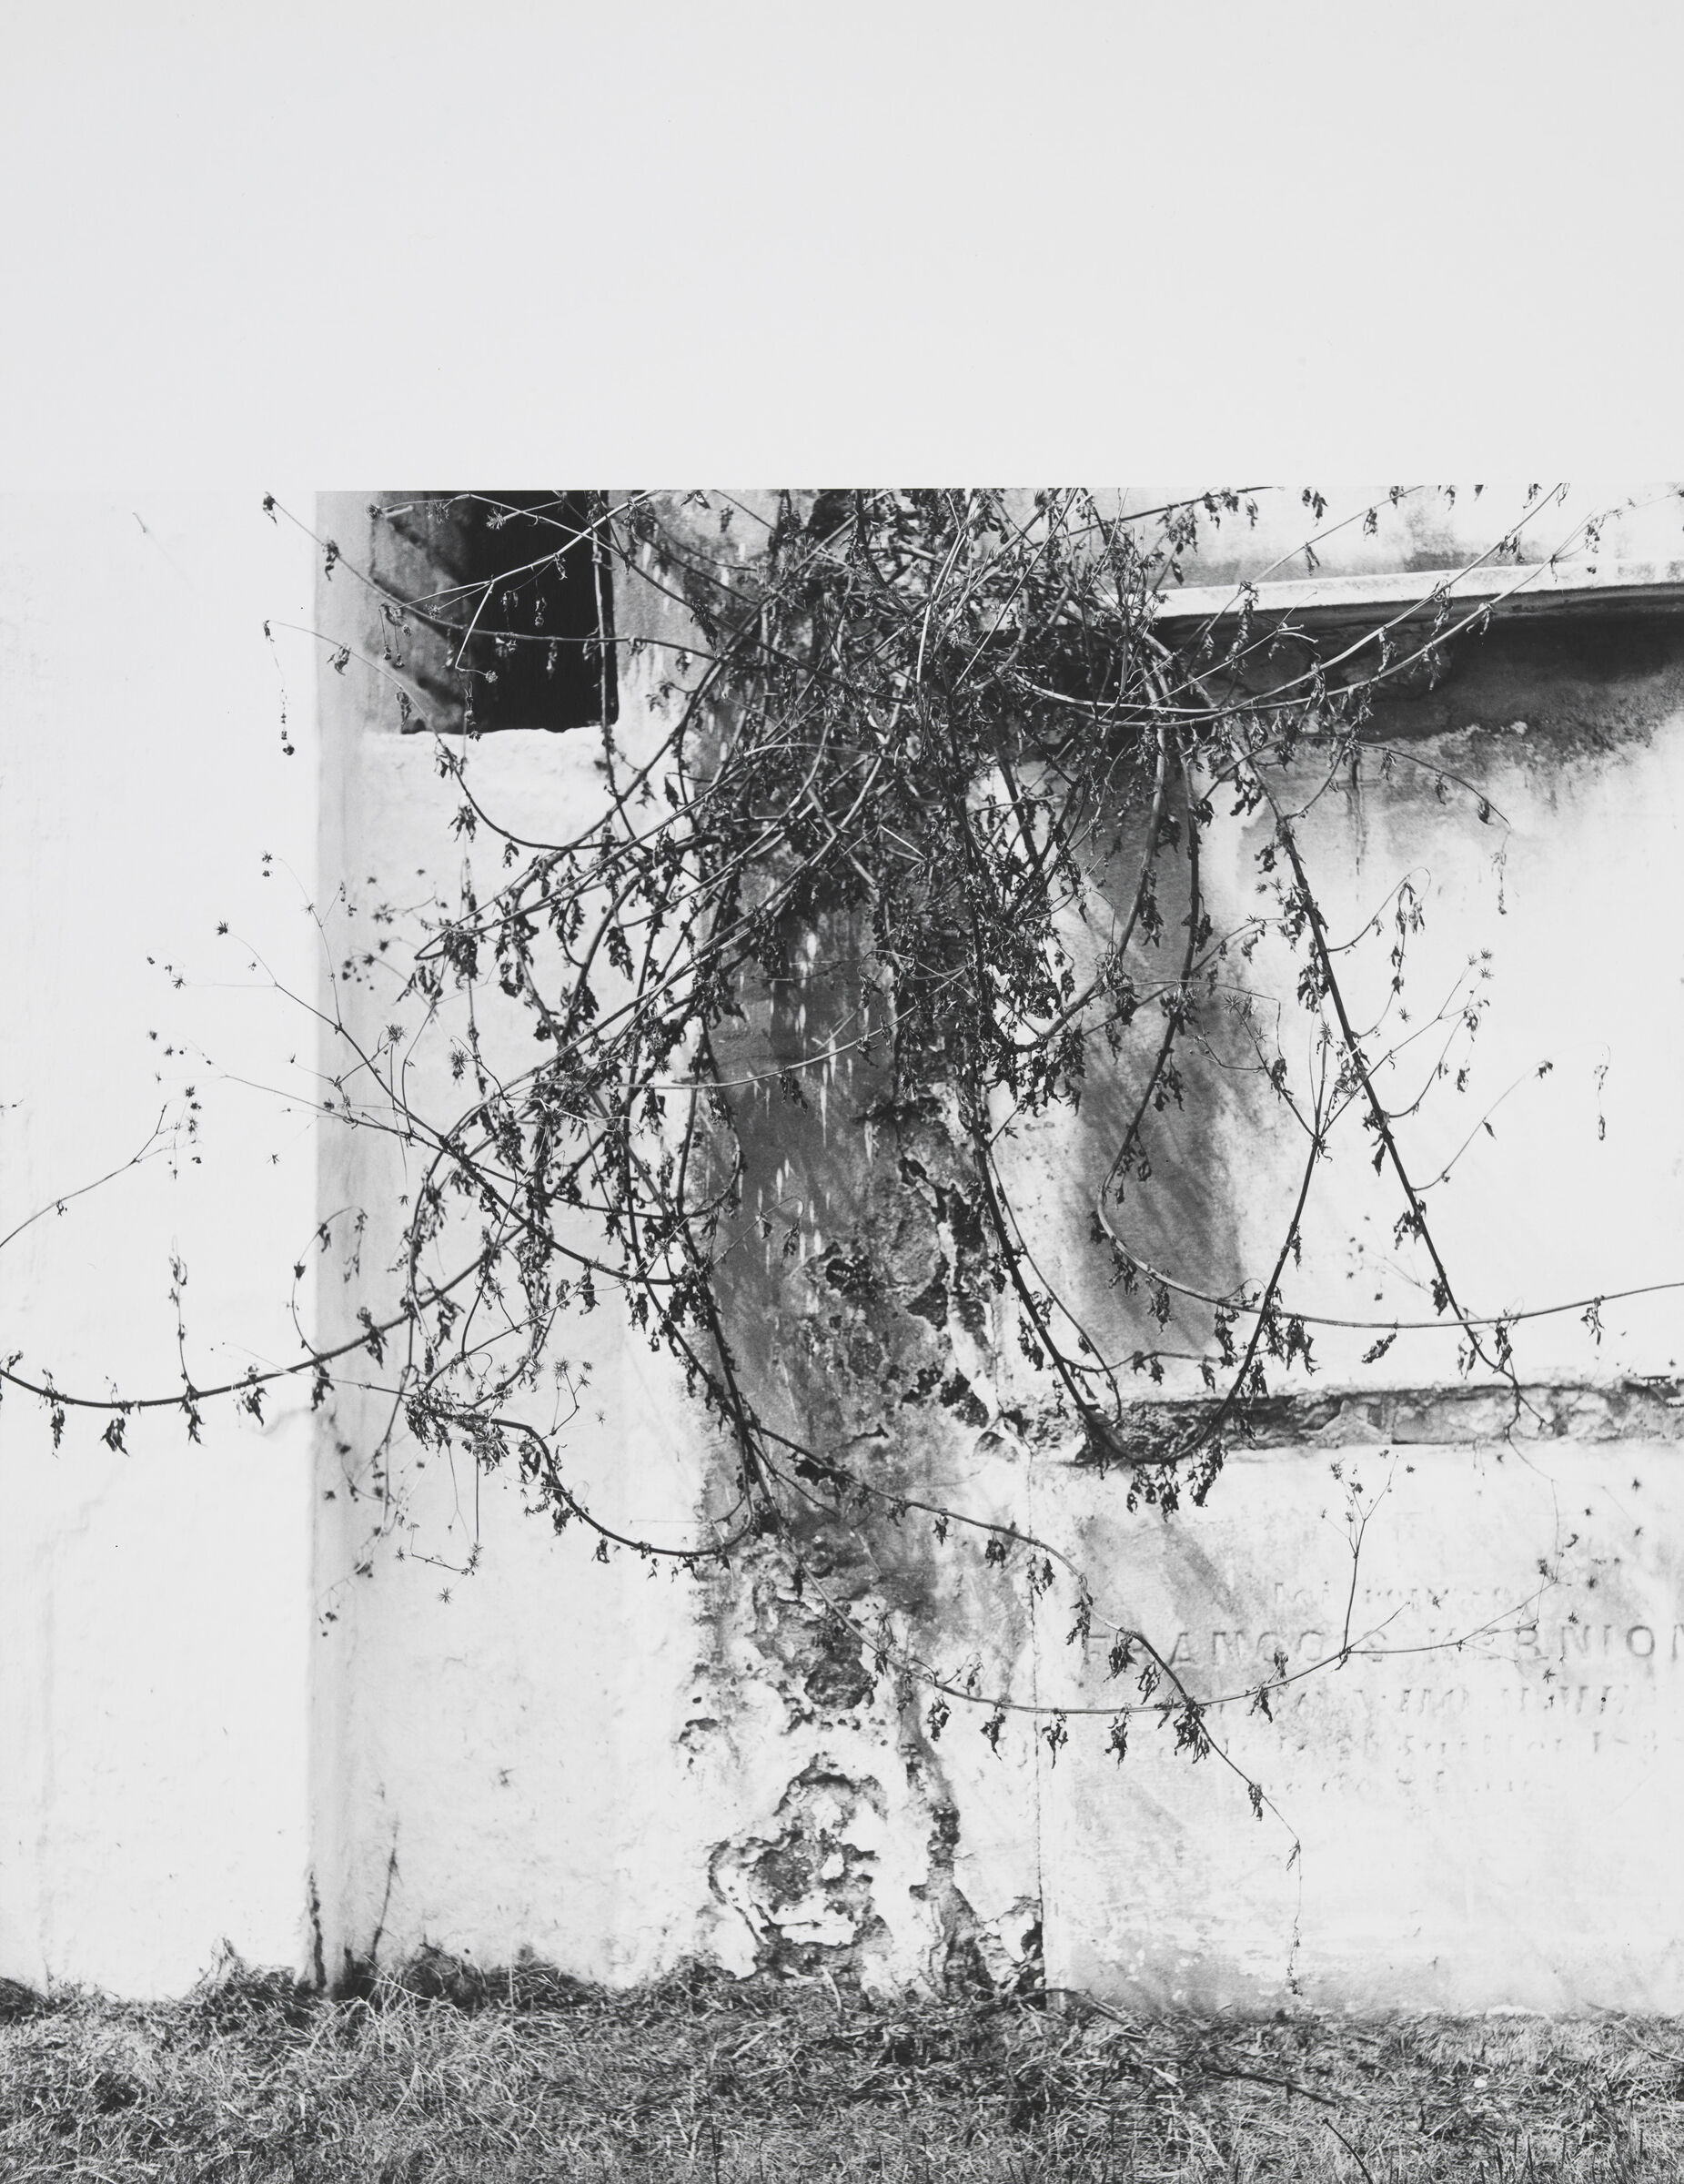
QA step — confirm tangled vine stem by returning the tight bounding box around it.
[6,485,1671,1815]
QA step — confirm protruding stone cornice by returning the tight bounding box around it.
[1153,558,1684,636]
[1059,1380,1684,1466]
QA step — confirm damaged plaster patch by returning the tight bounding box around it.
[703,1719,1044,1997]
[709,1761,892,1977]
[907,1795,1042,1997]
[691,1543,886,1740]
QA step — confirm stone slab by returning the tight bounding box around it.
[1042,1437,1684,2013]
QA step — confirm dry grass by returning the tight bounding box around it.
[3,1954,1683,2180]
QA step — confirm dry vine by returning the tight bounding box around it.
[5,483,1668,1837]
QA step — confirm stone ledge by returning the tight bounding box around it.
[1151,558,1684,634]
[1064,1380,1684,1465]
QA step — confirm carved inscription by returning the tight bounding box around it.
[1082,1586,1683,1798]
[1049,1443,1684,2008]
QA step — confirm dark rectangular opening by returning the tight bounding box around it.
[381,491,619,734]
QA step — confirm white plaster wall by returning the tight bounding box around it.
[0,497,319,1994]
[1011,680,1684,1403]
[307,497,1045,1994]
[8,490,1679,2006]
[1006,556,1684,2008]
[304,490,1684,2011]
[308,496,736,1985]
